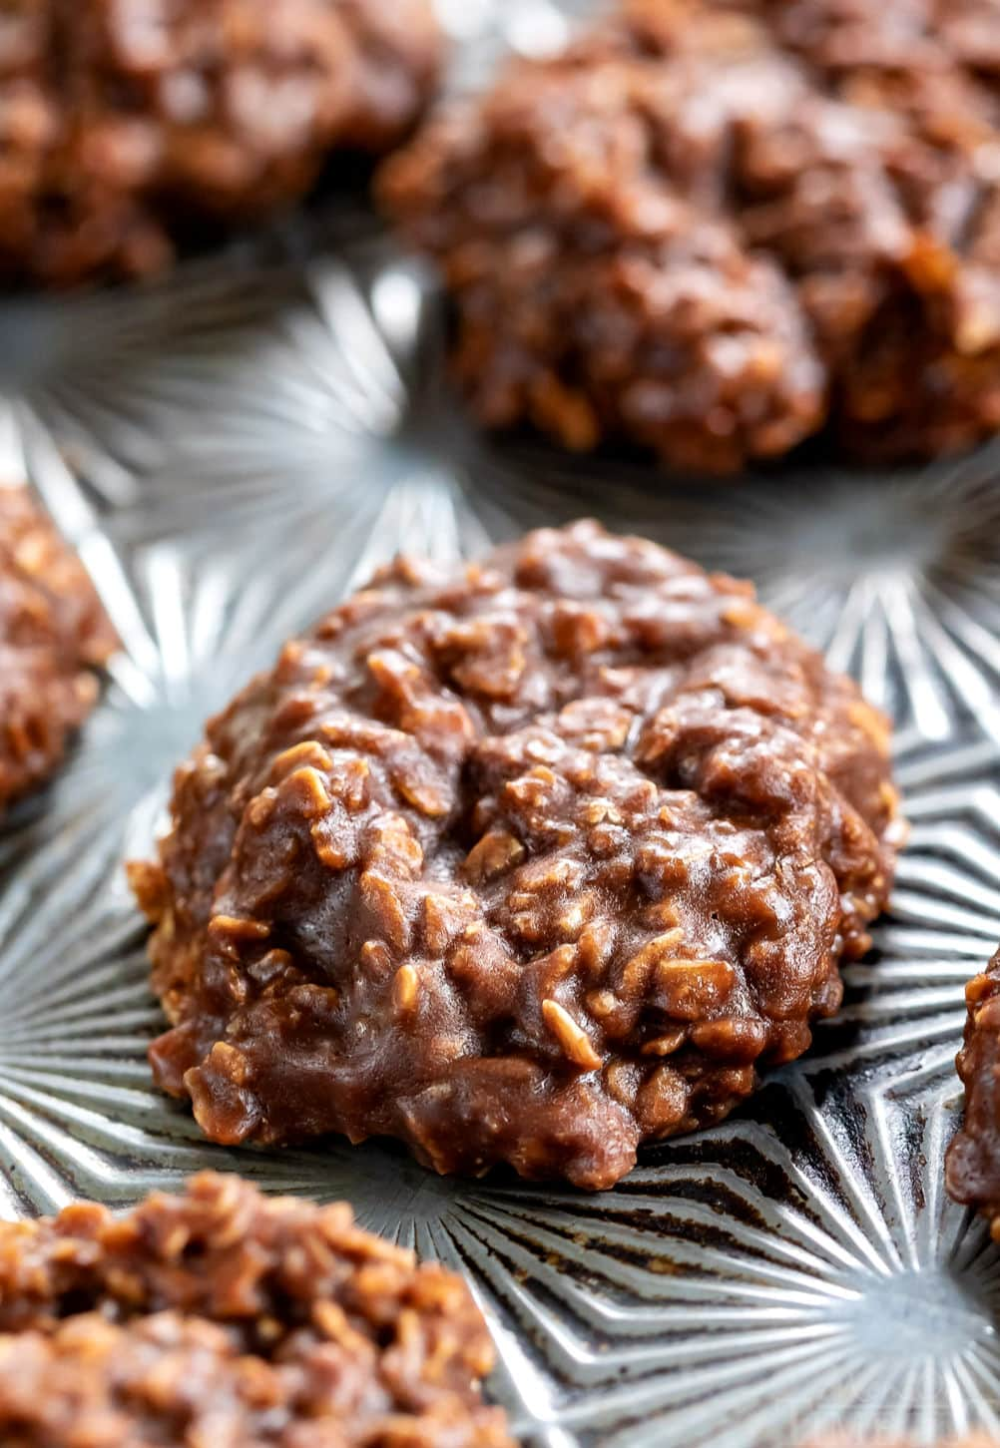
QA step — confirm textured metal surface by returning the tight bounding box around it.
[1,2,1000,1444]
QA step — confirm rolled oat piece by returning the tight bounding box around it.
[129,521,904,1190]
[946,943,1000,1233]
[0,1172,512,1447]
[0,487,114,814]
[379,0,1000,471]
[0,0,443,289]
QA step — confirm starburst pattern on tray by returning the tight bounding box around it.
[811,737,1000,1077]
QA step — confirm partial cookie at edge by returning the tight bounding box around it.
[0,487,115,814]
[0,0,443,288]
[0,1171,511,1447]
[946,943,1000,1233]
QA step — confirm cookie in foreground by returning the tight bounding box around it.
[0,0,443,289]
[0,487,115,814]
[0,1172,511,1447]
[129,520,905,1189]
[380,0,1000,472]
[946,943,1000,1234]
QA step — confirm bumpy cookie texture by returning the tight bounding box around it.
[946,943,1000,1234]
[130,522,903,1190]
[0,487,115,814]
[0,0,442,289]
[379,0,1000,472]
[0,1172,511,1448]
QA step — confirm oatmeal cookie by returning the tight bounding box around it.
[0,0,442,288]
[0,487,114,813]
[0,1172,511,1447]
[380,0,1000,470]
[130,521,904,1189]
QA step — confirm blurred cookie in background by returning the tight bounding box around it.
[381,0,1000,472]
[0,486,114,815]
[0,0,443,289]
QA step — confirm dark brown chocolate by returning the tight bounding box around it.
[0,0,443,289]
[379,0,1000,472]
[0,1172,512,1447]
[946,943,1000,1233]
[0,487,115,814]
[129,522,904,1190]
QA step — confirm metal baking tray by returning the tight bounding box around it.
[1,3,999,1444]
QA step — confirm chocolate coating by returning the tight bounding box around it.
[379,0,1000,472]
[130,522,904,1190]
[0,0,442,289]
[0,1172,510,1448]
[946,943,1000,1233]
[0,487,115,814]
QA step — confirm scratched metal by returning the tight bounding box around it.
[1,2,1000,1444]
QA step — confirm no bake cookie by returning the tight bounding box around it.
[130,521,904,1189]
[0,0,442,288]
[0,487,114,814]
[946,942,1000,1233]
[380,0,1000,472]
[0,1172,510,1447]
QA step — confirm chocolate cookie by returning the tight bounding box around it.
[0,0,442,289]
[0,487,115,814]
[379,0,1000,472]
[0,1172,511,1447]
[946,942,1000,1233]
[129,522,904,1190]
